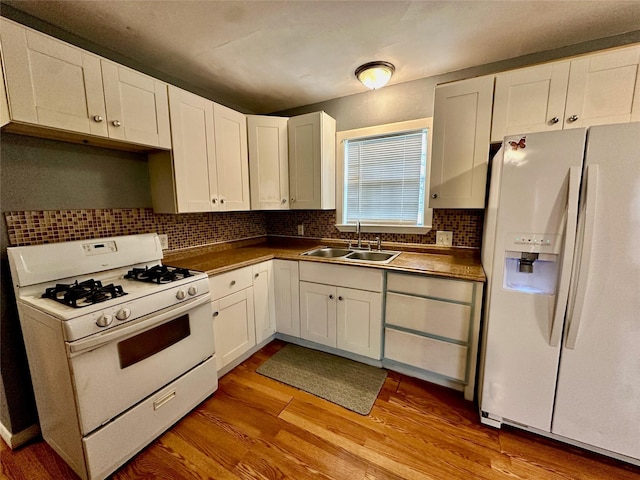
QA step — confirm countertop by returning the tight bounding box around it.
[163,237,486,283]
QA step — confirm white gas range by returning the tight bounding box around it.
[8,233,218,480]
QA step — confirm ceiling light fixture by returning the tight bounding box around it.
[355,61,395,90]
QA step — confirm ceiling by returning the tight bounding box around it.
[3,1,640,114]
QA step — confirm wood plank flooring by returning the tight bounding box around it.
[2,340,639,479]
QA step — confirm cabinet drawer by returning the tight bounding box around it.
[83,357,217,480]
[385,292,471,342]
[299,261,383,292]
[210,266,252,300]
[387,273,473,303]
[384,328,468,382]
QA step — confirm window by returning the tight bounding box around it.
[336,118,433,234]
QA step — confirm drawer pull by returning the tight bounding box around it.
[153,389,176,410]
[230,280,236,286]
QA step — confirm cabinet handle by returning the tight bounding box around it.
[281,198,287,204]
[255,273,259,278]
[329,294,334,299]
[567,115,579,123]
[338,296,343,301]
[230,280,236,286]
[220,198,226,204]
[93,115,103,123]
[211,198,217,204]
[548,117,559,125]
[290,198,296,203]
[112,120,122,127]
[431,193,438,199]
[213,311,219,317]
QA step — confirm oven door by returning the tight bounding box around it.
[68,294,214,435]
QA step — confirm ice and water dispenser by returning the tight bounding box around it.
[502,233,561,295]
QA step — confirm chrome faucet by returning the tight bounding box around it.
[356,220,362,249]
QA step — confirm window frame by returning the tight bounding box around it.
[335,118,433,234]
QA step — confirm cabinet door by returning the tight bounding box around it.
[491,62,570,142]
[336,287,382,359]
[101,60,171,149]
[0,18,107,136]
[273,260,300,337]
[213,103,250,211]
[253,262,276,344]
[211,288,256,371]
[299,281,336,347]
[166,86,216,212]
[288,112,336,210]
[247,115,290,210]
[430,75,494,209]
[564,46,640,128]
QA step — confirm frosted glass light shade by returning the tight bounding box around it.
[355,61,395,89]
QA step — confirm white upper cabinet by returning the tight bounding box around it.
[491,61,570,141]
[288,111,336,210]
[151,86,215,213]
[492,45,640,141]
[100,60,171,149]
[564,45,640,129]
[1,18,108,137]
[430,75,494,209]
[213,103,250,211]
[148,86,249,213]
[0,18,170,149]
[247,115,289,210]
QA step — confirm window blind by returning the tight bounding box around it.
[344,129,427,225]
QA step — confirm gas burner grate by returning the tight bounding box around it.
[124,265,193,284]
[42,279,127,308]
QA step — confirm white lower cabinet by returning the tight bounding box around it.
[210,267,255,372]
[252,261,276,344]
[384,272,483,401]
[299,262,383,360]
[273,260,300,337]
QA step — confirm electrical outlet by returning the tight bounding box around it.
[158,234,169,249]
[436,231,453,247]
[297,224,304,236]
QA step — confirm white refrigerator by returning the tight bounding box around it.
[479,122,640,465]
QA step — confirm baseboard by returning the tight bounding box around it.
[0,421,40,449]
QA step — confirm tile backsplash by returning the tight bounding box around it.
[267,209,484,248]
[4,209,267,250]
[4,208,483,250]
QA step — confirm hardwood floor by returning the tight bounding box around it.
[2,340,639,480]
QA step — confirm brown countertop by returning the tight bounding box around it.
[163,237,486,283]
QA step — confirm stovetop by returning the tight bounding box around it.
[17,263,209,321]
[38,265,197,309]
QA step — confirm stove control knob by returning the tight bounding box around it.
[188,286,198,296]
[176,290,187,300]
[116,308,131,321]
[96,314,113,327]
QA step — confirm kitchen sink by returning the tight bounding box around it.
[302,247,352,258]
[345,250,401,263]
[301,247,401,264]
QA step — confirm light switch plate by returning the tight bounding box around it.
[297,224,304,236]
[436,231,453,247]
[158,234,169,249]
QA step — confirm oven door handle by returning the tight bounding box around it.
[68,294,211,356]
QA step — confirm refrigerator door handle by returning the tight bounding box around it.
[565,164,599,350]
[549,166,581,347]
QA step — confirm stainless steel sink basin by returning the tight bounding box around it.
[345,250,401,263]
[302,247,351,258]
[301,247,401,264]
